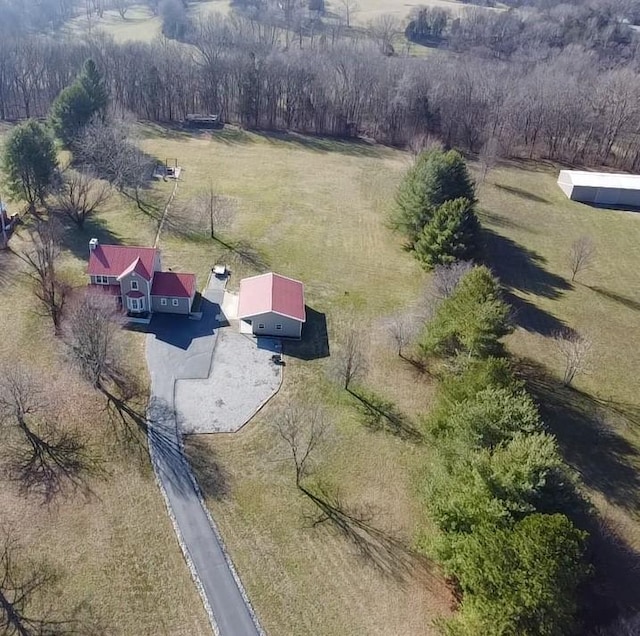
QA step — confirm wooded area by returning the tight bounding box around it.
[2,1,640,168]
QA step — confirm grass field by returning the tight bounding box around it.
[0,124,210,635]
[3,117,639,633]
[63,0,491,45]
[137,125,639,632]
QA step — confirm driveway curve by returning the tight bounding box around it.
[146,277,262,636]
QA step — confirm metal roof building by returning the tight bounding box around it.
[558,170,640,207]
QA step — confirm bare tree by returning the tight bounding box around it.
[275,404,328,487]
[431,260,473,300]
[553,328,592,387]
[568,236,596,282]
[334,324,368,391]
[368,14,398,55]
[337,0,359,28]
[74,118,153,213]
[55,171,111,228]
[195,186,235,241]
[386,313,417,358]
[18,219,69,335]
[113,0,132,19]
[65,293,128,394]
[478,135,499,186]
[0,365,89,501]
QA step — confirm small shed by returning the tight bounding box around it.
[237,272,306,339]
[183,114,223,129]
[558,170,640,207]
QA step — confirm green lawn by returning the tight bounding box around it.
[145,127,640,633]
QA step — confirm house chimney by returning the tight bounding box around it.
[89,238,99,252]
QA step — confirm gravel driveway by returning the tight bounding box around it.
[176,332,282,434]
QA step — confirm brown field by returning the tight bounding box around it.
[0,124,210,635]
[2,117,639,634]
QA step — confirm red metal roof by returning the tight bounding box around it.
[125,290,144,299]
[88,244,157,281]
[237,273,305,322]
[151,272,196,298]
[117,257,150,281]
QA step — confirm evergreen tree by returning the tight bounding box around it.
[79,59,108,117]
[3,120,57,212]
[449,514,589,636]
[392,148,476,246]
[421,265,512,359]
[50,59,108,147]
[414,197,480,269]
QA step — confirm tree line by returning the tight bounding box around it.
[2,13,640,169]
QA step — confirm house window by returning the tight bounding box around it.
[276,324,283,330]
[258,323,265,329]
[160,298,167,306]
[131,280,139,291]
[172,299,179,306]
[128,298,144,312]
[95,275,109,285]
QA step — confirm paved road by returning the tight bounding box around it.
[146,276,261,636]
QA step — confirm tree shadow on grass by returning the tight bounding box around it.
[588,285,640,313]
[349,388,423,443]
[482,228,571,334]
[517,358,640,626]
[284,307,330,361]
[517,359,640,514]
[299,483,442,589]
[0,247,17,288]
[57,216,124,263]
[252,130,387,158]
[494,183,551,204]
[184,435,229,502]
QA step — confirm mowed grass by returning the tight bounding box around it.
[140,125,451,633]
[142,124,640,631]
[0,125,210,634]
[476,162,640,611]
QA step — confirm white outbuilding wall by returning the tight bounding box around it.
[558,170,640,207]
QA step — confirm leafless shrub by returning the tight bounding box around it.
[407,133,443,159]
[568,236,596,283]
[55,170,111,228]
[18,218,69,335]
[333,324,368,391]
[553,328,592,387]
[275,404,328,487]
[431,260,474,300]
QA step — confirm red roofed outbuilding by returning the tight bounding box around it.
[87,238,196,317]
[237,272,305,338]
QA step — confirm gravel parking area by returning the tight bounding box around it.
[176,331,282,434]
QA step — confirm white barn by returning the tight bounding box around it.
[558,170,640,207]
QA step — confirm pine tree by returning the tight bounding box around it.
[421,265,512,359]
[414,197,480,269]
[3,120,58,212]
[50,59,108,147]
[392,148,476,247]
[79,59,108,118]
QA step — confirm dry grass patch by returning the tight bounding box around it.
[0,171,210,633]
